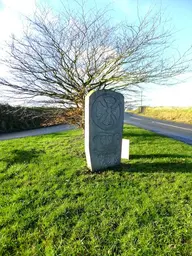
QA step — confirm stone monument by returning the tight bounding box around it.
[85,90,124,171]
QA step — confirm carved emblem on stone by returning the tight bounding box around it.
[97,153,119,168]
[93,133,121,153]
[92,95,121,130]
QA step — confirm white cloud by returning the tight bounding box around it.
[0,8,20,42]
[145,74,192,107]
[0,0,37,104]
[0,0,37,42]
[2,0,36,15]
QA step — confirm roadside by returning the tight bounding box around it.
[1,109,192,144]
[130,107,192,125]
[0,124,76,141]
[124,112,192,146]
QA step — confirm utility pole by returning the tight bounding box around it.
[140,89,143,113]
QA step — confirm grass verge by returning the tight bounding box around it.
[0,125,192,255]
[132,107,192,124]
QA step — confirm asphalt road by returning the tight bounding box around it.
[124,112,192,145]
[0,114,192,145]
[0,124,76,141]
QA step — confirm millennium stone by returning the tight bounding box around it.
[85,90,124,171]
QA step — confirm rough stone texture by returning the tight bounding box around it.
[85,90,124,171]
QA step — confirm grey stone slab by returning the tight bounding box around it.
[85,90,124,171]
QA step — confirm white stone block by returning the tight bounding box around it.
[121,139,129,159]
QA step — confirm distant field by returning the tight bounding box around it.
[0,125,192,255]
[133,107,192,124]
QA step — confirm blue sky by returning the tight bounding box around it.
[0,0,192,106]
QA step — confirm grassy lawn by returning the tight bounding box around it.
[0,125,192,255]
[132,107,192,124]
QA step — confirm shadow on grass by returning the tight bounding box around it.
[122,129,167,143]
[94,157,192,173]
[131,154,192,160]
[1,149,45,164]
[117,162,192,173]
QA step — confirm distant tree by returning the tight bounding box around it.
[0,1,191,127]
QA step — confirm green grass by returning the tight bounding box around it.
[132,107,192,124]
[0,125,192,255]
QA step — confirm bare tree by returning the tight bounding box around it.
[0,1,191,127]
